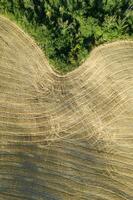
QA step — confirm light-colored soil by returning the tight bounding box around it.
[0,16,133,200]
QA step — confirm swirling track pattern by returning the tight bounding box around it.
[0,16,133,200]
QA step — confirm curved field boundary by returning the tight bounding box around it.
[0,16,133,200]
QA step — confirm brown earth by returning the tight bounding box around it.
[0,16,133,200]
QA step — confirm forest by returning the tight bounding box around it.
[0,0,133,73]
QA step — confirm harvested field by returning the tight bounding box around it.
[0,16,133,200]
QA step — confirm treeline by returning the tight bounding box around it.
[0,0,133,72]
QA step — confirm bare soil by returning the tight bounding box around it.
[0,16,133,200]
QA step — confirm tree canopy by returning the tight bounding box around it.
[0,0,133,73]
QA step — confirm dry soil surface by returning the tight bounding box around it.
[0,16,133,200]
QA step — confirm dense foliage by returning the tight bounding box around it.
[0,0,133,73]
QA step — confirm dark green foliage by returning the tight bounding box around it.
[0,0,132,73]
